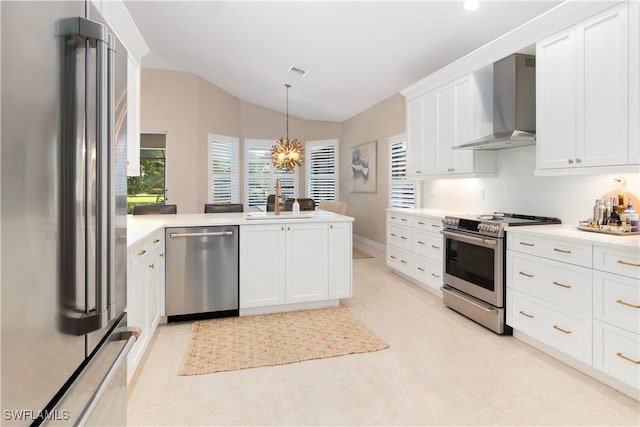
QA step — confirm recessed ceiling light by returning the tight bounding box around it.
[464,0,480,11]
[288,66,308,78]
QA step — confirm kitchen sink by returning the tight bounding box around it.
[244,213,312,220]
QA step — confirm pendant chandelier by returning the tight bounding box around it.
[270,84,304,171]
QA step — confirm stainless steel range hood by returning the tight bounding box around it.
[454,53,536,150]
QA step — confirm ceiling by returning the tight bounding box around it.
[125,1,561,123]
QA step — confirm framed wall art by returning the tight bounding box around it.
[348,140,376,193]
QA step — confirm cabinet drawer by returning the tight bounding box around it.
[507,232,592,268]
[387,246,412,276]
[129,239,151,271]
[387,212,412,226]
[593,320,640,391]
[413,216,442,233]
[413,255,443,291]
[593,270,640,334]
[387,224,412,251]
[594,245,640,279]
[413,231,443,263]
[507,290,592,365]
[507,252,592,315]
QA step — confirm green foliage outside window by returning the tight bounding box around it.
[127,149,166,213]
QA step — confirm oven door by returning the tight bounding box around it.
[441,229,503,307]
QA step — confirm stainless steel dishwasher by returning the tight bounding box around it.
[165,226,239,322]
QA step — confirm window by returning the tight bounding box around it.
[245,139,297,209]
[306,139,338,203]
[127,133,167,213]
[208,134,239,204]
[389,134,416,208]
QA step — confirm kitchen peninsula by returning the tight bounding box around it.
[125,210,354,382]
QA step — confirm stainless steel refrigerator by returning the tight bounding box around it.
[1,1,139,425]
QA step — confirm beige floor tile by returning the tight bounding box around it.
[127,245,639,426]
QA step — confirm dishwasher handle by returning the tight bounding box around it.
[169,231,234,238]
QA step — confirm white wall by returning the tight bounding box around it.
[422,145,640,225]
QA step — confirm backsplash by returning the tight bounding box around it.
[421,145,640,226]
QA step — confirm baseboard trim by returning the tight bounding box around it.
[353,234,385,254]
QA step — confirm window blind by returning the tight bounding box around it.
[209,136,239,204]
[306,140,337,203]
[389,138,416,208]
[246,140,297,208]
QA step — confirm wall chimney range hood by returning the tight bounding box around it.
[454,53,536,150]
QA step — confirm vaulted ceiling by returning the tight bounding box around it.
[126,1,561,122]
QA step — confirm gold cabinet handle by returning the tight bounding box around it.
[431,224,440,228]
[519,271,534,278]
[576,158,582,163]
[431,245,440,249]
[568,158,574,164]
[553,248,572,254]
[400,236,407,240]
[617,260,640,268]
[519,241,535,247]
[390,216,397,220]
[390,255,397,259]
[417,267,425,272]
[288,227,291,231]
[552,281,571,289]
[616,352,640,365]
[431,273,440,278]
[281,226,284,231]
[137,250,146,256]
[159,253,164,258]
[148,263,155,270]
[330,225,333,229]
[417,241,425,245]
[390,233,397,237]
[153,239,160,244]
[401,218,408,222]
[400,260,407,264]
[519,310,534,318]
[553,325,571,334]
[616,299,640,309]
[417,221,425,225]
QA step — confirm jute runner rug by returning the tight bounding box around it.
[179,307,388,375]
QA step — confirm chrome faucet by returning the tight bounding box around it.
[274,178,281,215]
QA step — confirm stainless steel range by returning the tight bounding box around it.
[441,213,561,334]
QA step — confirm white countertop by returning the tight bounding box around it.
[386,207,465,219]
[505,224,640,249]
[127,211,354,247]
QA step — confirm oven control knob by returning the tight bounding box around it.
[490,225,499,233]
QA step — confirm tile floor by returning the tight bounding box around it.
[127,246,640,426]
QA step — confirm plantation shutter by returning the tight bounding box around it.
[389,139,416,208]
[208,136,239,204]
[246,140,298,209]
[306,140,337,203]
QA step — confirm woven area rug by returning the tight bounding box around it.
[179,307,388,375]
[353,247,374,259]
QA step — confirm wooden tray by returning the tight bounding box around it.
[576,225,640,236]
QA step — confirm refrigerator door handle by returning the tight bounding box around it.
[57,17,110,336]
[106,33,117,321]
[74,327,141,427]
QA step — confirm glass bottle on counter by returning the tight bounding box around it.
[609,197,620,225]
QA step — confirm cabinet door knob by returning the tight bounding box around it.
[148,263,155,270]
[575,158,582,163]
[568,159,574,164]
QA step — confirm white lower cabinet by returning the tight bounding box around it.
[240,221,351,311]
[126,230,164,383]
[328,222,352,299]
[507,229,640,399]
[386,210,443,296]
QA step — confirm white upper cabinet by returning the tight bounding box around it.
[406,72,495,177]
[127,57,141,176]
[406,97,425,176]
[537,4,631,171]
[630,0,640,165]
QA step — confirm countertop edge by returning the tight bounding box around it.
[505,224,640,249]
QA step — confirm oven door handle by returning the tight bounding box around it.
[440,230,498,248]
